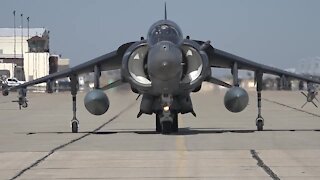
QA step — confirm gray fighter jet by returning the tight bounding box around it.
[3,6,320,134]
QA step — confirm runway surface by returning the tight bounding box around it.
[1,89,320,179]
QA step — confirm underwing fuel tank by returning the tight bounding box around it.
[224,86,249,113]
[84,89,110,115]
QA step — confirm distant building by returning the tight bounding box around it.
[0,28,49,82]
[57,57,70,71]
[0,28,69,86]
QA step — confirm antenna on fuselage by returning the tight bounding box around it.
[164,2,167,20]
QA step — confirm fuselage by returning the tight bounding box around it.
[122,19,210,96]
[121,19,211,116]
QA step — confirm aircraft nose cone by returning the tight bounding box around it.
[147,41,182,81]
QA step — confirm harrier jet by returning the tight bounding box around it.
[3,6,320,134]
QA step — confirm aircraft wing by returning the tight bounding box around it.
[197,41,320,84]
[7,42,135,90]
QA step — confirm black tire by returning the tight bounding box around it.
[72,121,78,133]
[257,120,263,131]
[156,114,162,132]
[22,102,28,108]
[161,121,172,134]
[172,113,178,133]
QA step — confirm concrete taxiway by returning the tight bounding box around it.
[1,88,320,179]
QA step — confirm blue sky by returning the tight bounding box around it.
[1,0,320,69]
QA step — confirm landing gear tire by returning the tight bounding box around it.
[256,117,264,131]
[156,113,178,134]
[156,114,162,133]
[161,121,172,134]
[172,113,178,133]
[22,102,28,108]
[71,120,79,133]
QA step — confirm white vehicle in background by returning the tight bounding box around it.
[4,78,25,87]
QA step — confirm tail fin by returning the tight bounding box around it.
[164,2,167,20]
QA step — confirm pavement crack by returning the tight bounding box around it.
[9,101,136,180]
[250,149,280,180]
[264,98,320,118]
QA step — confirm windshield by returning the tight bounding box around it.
[147,20,183,45]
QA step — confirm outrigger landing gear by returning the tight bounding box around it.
[70,75,79,133]
[255,71,264,131]
[12,88,28,110]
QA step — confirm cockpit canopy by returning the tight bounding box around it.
[147,20,183,46]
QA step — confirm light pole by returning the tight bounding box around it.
[13,10,16,60]
[20,13,23,58]
[13,10,16,78]
[20,13,25,81]
[27,16,30,81]
[27,17,29,39]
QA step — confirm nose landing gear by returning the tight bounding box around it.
[155,94,179,134]
[156,112,178,134]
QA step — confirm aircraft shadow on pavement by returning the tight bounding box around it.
[23,128,320,136]
[134,128,320,135]
[24,131,117,135]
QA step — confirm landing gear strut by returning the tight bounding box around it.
[70,75,79,133]
[256,71,264,131]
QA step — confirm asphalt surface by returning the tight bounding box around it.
[0,88,320,179]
